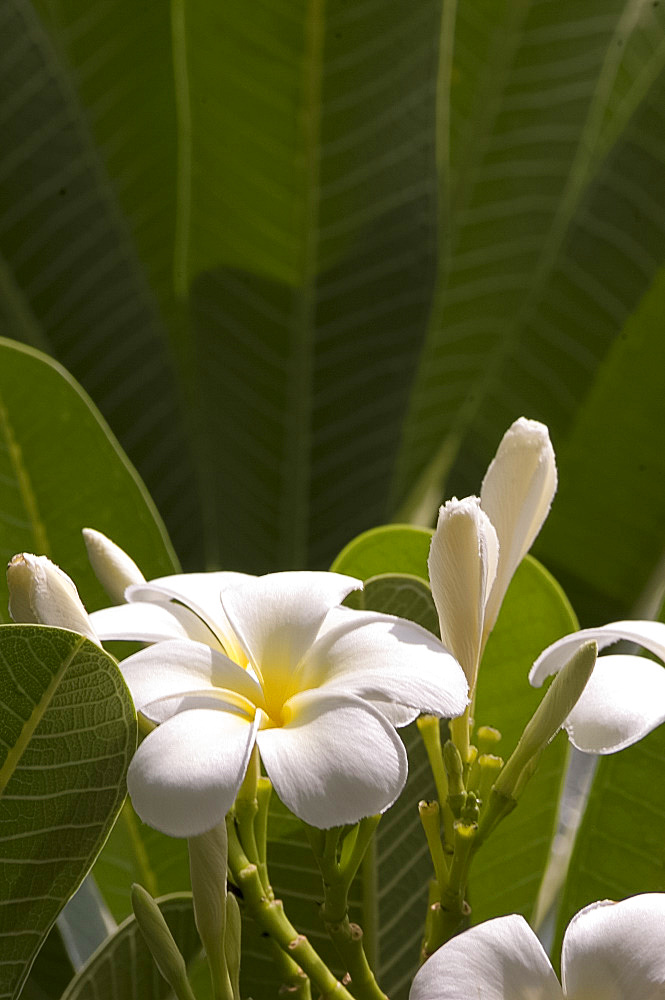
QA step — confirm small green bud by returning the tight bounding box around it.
[131,884,196,1000]
[461,791,479,825]
[476,726,502,754]
[495,640,597,802]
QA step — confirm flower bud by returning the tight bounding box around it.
[188,821,232,1000]
[82,527,145,603]
[130,884,196,1000]
[7,553,98,645]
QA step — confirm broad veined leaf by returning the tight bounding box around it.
[393,0,665,553]
[0,625,136,1000]
[469,556,579,925]
[60,894,202,1000]
[0,338,178,621]
[331,525,434,583]
[91,800,190,924]
[0,0,199,559]
[537,265,665,623]
[552,721,665,962]
[177,0,441,573]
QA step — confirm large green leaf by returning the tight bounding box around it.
[393,2,665,569]
[469,557,578,925]
[0,1,199,558]
[553,722,665,960]
[538,265,665,622]
[0,338,178,621]
[91,800,190,924]
[0,625,136,1000]
[60,894,202,1000]
[178,0,441,573]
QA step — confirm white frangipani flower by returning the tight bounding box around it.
[530,619,665,754]
[7,553,99,645]
[8,543,469,837]
[410,893,665,1000]
[428,418,556,688]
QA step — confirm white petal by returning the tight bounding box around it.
[127,572,255,661]
[257,690,407,828]
[530,620,665,687]
[120,639,265,714]
[82,528,145,603]
[481,417,557,636]
[409,914,562,1000]
[563,654,665,753]
[127,709,258,837]
[90,601,222,648]
[428,497,498,686]
[301,607,468,719]
[7,553,99,645]
[220,572,361,697]
[562,894,665,999]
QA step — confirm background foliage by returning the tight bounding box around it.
[2,0,665,997]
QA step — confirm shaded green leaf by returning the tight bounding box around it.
[179,0,441,573]
[91,800,190,925]
[538,265,665,622]
[0,625,136,1000]
[553,723,665,960]
[0,338,178,621]
[469,556,578,924]
[60,894,202,1000]
[0,1,198,558]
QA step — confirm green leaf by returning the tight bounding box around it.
[469,556,578,925]
[0,625,136,1000]
[538,264,665,622]
[356,574,439,636]
[60,894,202,1000]
[0,1,198,558]
[553,723,665,959]
[177,0,441,573]
[393,1,665,557]
[331,525,434,583]
[0,338,178,621]
[91,800,190,924]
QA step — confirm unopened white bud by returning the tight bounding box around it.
[82,528,145,603]
[7,553,98,645]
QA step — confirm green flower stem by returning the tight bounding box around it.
[227,818,352,1000]
[417,716,455,846]
[443,741,466,818]
[475,754,503,817]
[235,746,262,885]
[267,938,312,1000]
[305,823,387,1000]
[255,776,273,895]
[431,821,475,950]
[449,706,471,767]
[418,801,449,892]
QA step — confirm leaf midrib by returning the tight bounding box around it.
[0,633,85,797]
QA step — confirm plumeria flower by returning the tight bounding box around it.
[428,417,557,689]
[530,619,665,754]
[8,538,469,837]
[410,893,665,1000]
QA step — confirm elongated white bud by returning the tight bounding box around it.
[83,527,145,603]
[7,553,99,645]
[188,821,232,1000]
[131,884,196,1000]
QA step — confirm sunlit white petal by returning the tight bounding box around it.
[257,690,407,828]
[90,600,222,648]
[126,572,254,661]
[561,894,665,998]
[120,639,265,715]
[481,417,557,636]
[428,496,498,686]
[530,620,665,686]
[127,709,258,837]
[562,654,665,753]
[409,913,562,1000]
[221,572,361,715]
[301,606,468,718]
